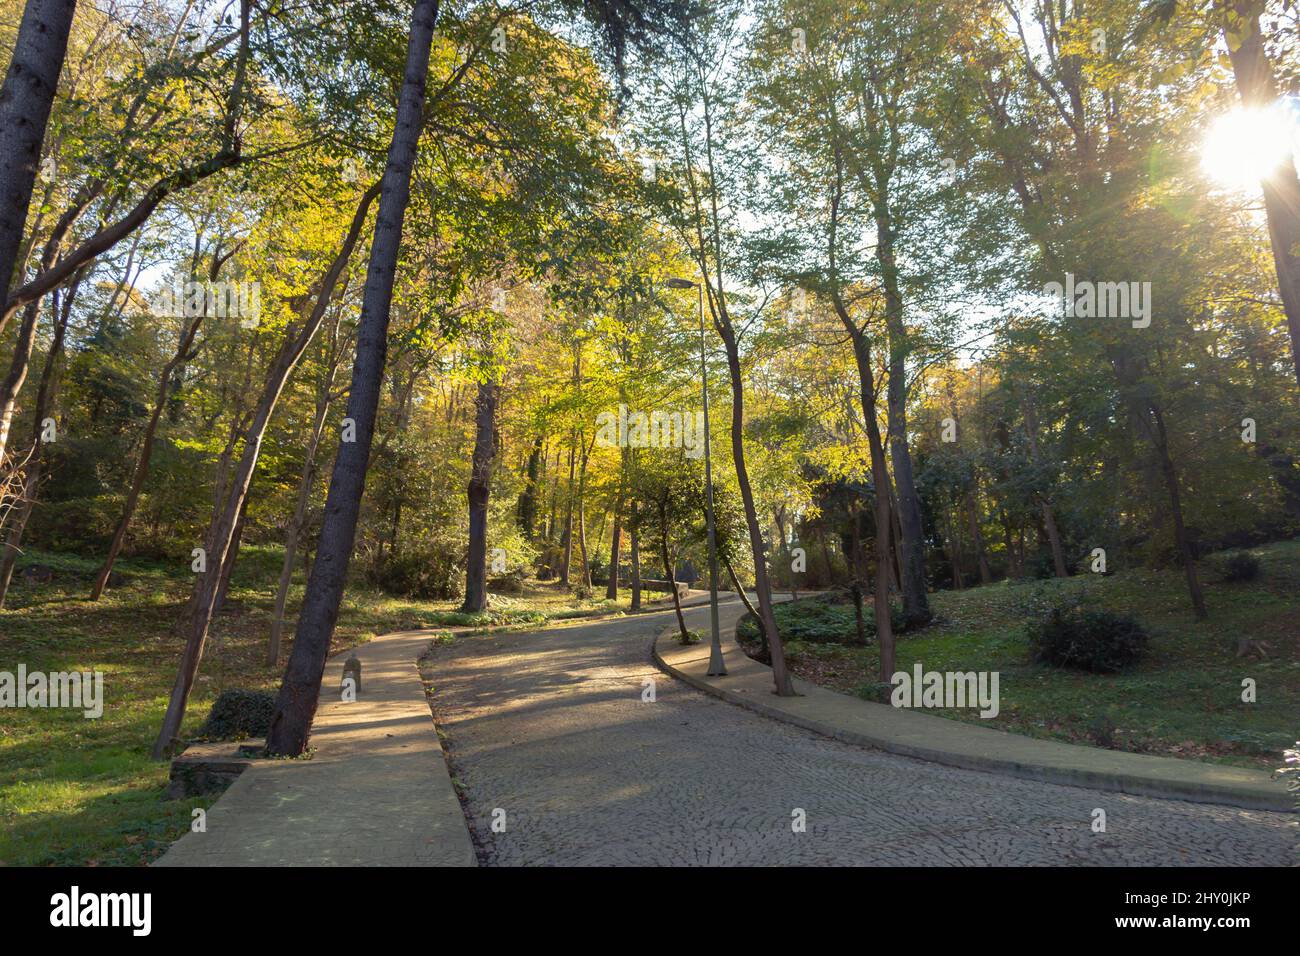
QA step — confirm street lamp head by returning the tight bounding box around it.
[666,278,697,289]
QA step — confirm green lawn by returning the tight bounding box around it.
[742,540,1300,773]
[0,547,636,866]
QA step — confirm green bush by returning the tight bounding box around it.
[1216,551,1261,583]
[1028,604,1148,673]
[367,545,463,601]
[488,567,528,594]
[29,497,121,555]
[736,594,902,645]
[856,681,893,704]
[198,689,277,740]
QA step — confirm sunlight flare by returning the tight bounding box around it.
[1201,100,1300,194]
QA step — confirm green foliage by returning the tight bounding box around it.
[1028,603,1149,674]
[737,593,902,646]
[197,690,277,741]
[488,567,529,594]
[368,545,464,602]
[1215,551,1262,583]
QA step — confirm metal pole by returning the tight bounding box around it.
[698,281,725,675]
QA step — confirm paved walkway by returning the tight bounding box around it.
[427,598,1296,866]
[155,629,475,867]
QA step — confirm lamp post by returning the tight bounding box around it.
[667,276,725,675]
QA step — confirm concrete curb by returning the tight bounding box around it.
[653,621,1294,813]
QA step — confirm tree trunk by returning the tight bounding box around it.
[629,498,641,611]
[603,447,624,598]
[577,503,590,590]
[946,507,965,590]
[461,380,498,613]
[593,504,608,566]
[848,507,868,647]
[717,320,794,695]
[875,209,931,626]
[517,433,541,534]
[605,454,624,600]
[851,580,867,647]
[576,433,593,590]
[263,0,438,757]
[544,444,559,544]
[887,483,904,587]
[559,438,575,585]
[967,493,993,585]
[0,0,77,336]
[1001,510,1022,579]
[0,298,42,464]
[659,507,689,641]
[831,232,897,677]
[1019,394,1070,578]
[722,552,762,640]
[1040,500,1069,577]
[269,387,332,664]
[818,533,834,585]
[212,494,249,616]
[1149,402,1208,619]
[677,69,792,693]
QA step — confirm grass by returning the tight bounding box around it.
[739,539,1300,772]
[0,545,641,866]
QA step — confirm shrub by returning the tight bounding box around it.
[1028,604,1148,673]
[488,567,528,595]
[1217,551,1261,583]
[367,545,463,601]
[1028,550,1067,579]
[29,497,120,554]
[736,609,762,642]
[856,681,893,704]
[198,689,277,740]
[735,594,903,646]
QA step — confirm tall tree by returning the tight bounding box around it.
[263,0,441,756]
[0,0,78,332]
[645,7,796,694]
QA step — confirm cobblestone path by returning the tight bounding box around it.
[426,600,1296,866]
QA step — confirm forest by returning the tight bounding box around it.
[0,0,1298,868]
